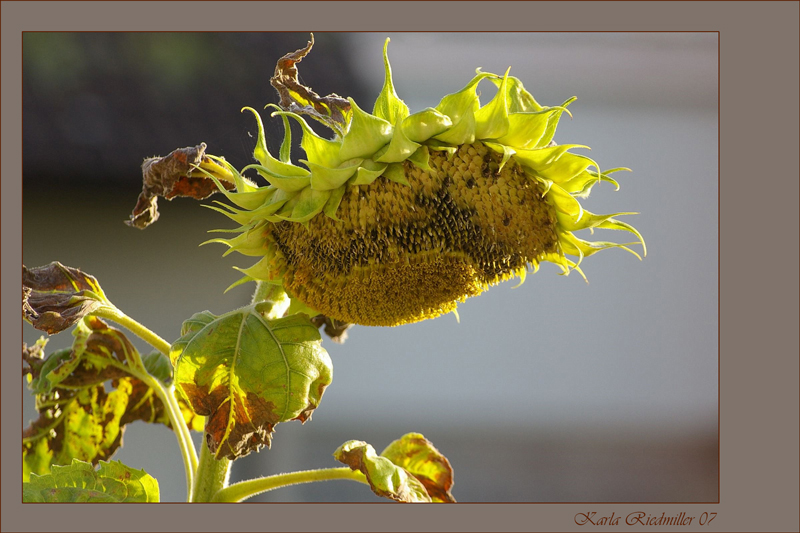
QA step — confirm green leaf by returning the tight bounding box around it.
[24,459,159,502]
[23,262,110,334]
[381,433,456,503]
[171,305,333,460]
[334,440,431,503]
[24,378,139,480]
[142,350,173,385]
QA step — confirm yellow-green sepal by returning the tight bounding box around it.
[433,71,495,145]
[241,163,310,192]
[537,152,598,183]
[407,145,431,171]
[537,97,577,148]
[383,162,410,186]
[285,297,321,318]
[274,186,332,223]
[323,183,348,220]
[197,154,250,192]
[372,38,410,125]
[350,159,389,186]
[339,97,393,161]
[273,110,342,169]
[561,168,627,198]
[513,144,589,182]
[487,74,543,113]
[191,160,272,210]
[401,107,452,143]
[243,107,308,178]
[473,68,511,140]
[201,221,268,257]
[494,108,563,150]
[374,117,420,163]
[233,254,281,284]
[305,159,362,191]
[483,141,515,172]
[435,71,495,123]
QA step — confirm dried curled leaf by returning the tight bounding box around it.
[171,304,333,460]
[381,433,455,503]
[126,143,235,229]
[24,459,159,502]
[270,33,352,135]
[334,440,432,503]
[23,262,109,334]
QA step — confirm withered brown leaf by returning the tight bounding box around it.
[23,262,108,334]
[311,314,353,344]
[126,143,235,229]
[270,33,352,135]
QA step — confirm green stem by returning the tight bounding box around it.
[212,467,367,503]
[251,281,288,306]
[136,372,198,499]
[189,281,289,502]
[93,306,171,357]
[91,305,198,499]
[192,439,232,502]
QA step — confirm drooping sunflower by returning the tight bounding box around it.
[202,37,645,327]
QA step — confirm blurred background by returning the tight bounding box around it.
[22,32,718,502]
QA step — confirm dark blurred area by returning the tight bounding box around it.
[23,32,368,192]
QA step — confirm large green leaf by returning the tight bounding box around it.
[170,304,333,460]
[23,459,159,502]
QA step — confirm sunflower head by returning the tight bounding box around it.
[202,36,645,327]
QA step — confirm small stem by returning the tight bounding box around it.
[251,281,288,306]
[130,370,198,500]
[212,467,367,503]
[192,438,231,502]
[93,306,171,357]
[89,306,198,500]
